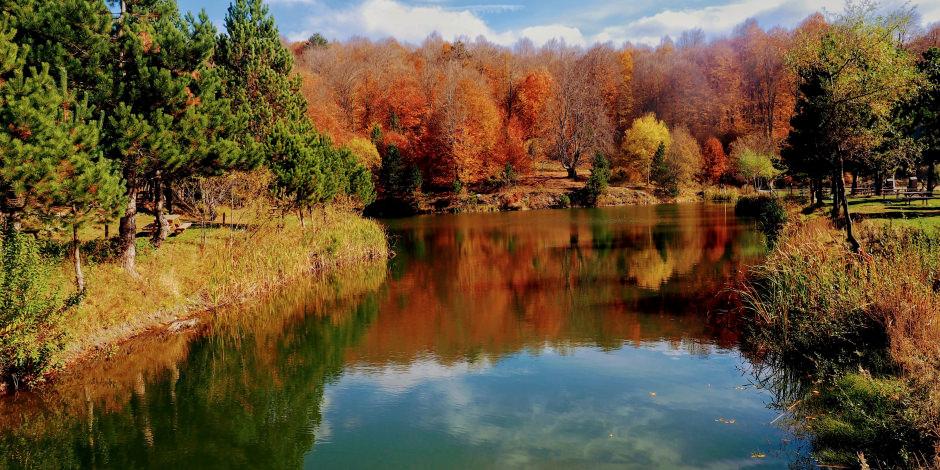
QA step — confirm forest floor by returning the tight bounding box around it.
[41,209,388,383]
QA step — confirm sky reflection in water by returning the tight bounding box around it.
[0,204,806,469]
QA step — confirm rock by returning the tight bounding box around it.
[167,318,199,332]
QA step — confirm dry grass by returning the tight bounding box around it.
[53,208,388,367]
[741,216,940,465]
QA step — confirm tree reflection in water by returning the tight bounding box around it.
[0,204,808,468]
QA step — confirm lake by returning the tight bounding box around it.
[0,204,807,469]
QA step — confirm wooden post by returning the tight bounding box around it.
[222,212,226,226]
[104,223,109,239]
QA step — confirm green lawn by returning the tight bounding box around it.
[809,194,940,230]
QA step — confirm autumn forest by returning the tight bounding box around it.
[289,15,939,192]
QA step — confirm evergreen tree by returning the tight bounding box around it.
[379,145,421,200]
[584,152,610,207]
[650,141,676,194]
[0,20,123,295]
[216,0,373,215]
[215,0,306,147]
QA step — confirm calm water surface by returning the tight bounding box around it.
[0,204,806,469]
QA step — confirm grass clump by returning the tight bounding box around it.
[806,373,932,468]
[740,218,940,466]
[702,186,741,203]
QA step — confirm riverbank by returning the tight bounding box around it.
[369,163,742,216]
[1,209,388,392]
[739,214,940,467]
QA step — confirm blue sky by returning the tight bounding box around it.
[177,0,940,47]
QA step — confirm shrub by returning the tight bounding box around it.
[735,195,787,245]
[556,194,571,208]
[500,163,516,188]
[0,226,66,390]
[702,186,740,203]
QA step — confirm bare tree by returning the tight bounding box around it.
[545,44,614,179]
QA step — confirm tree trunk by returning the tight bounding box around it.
[838,156,861,253]
[566,165,577,179]
[119,183,138,275]
[850,171,858,196]
[830,171,841,220]
[927,156,936,196]
[152,172,169,247]
[874,170,883,197]
[814,177,824,207]
[299,208,306,229]
[72,224,85,296]
[165,183,174,214]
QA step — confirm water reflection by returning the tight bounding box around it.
[0,204,804,469]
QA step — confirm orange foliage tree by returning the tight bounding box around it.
[701,137,728,183]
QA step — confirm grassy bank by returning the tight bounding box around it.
[2,209,388,390]
[740,216,940,467]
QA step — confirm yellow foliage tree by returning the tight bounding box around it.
[666,128,703,187]
[622,113,671,183]
[344,137,381,170]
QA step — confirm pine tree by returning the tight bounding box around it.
[216,0,374,214]
[1,19,123,294]
[584,152,610,207]
[650,141,673,191]
[216,0,306,146]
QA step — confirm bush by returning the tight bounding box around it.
[0,226,65,390]
[556,193,571,208]
[735,194,787,245]
[500,163,516,188]
[584,153,610,207]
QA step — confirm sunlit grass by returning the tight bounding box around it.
[51,208,388,366]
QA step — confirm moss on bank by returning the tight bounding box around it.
[740,217,940,467]
[1,209,388,390]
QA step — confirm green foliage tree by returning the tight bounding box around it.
[217,0,373,218]
[216,0,306,147]
[904,48,940,195]
[0,17,124,294]
[584,152,610,206]
[735,149,781,191]
[379,145,421,201]
[787,4,921,252]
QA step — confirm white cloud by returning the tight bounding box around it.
[286,0,940,48]
[519,24,586,46]
[288,0,580,46]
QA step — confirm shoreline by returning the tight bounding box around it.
[2,210,389,393]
